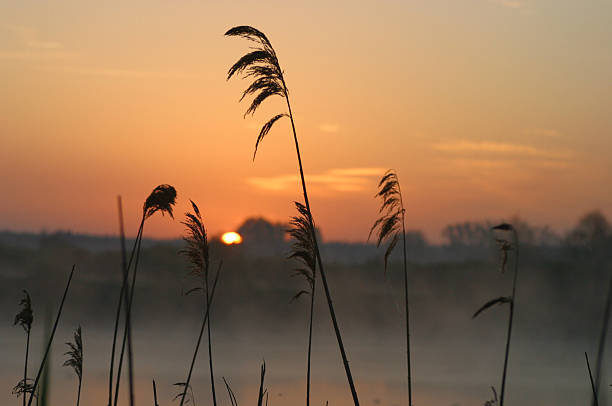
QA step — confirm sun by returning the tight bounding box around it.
[221,231,243,245]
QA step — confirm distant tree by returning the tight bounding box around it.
[566,211,611,247]
[442,222,491,247]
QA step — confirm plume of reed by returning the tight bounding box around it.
[369,169,413,406]
[472,223,519,406]
[287,201,316,406]
[27,265,75,406]
[14,290,34,406]
[177,261,222,406]
[63,325,83,406]
[179,200,217,406]
[484,386,498,406]
[226,25,360,406]
[174,382,196,405]
[111,185,176,406]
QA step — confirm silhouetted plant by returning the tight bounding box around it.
[110,185,176,406]
[585,352,599,406]
[472,223,519,406]
[591,270,610,406]
[27,265,76,406]
[14,290,34,406]
[484,386,498,406]
[226,25,360,406]
[179,200,218,406]
[287,201,316,406]
[223,377,238,406]
[369,169,413,406]
[174,382,196,405]
[177,201,222,406]
[63,325,83,406]
[153,380,160,406]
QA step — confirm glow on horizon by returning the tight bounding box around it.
[0,0,610,242]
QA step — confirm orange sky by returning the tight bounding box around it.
[1,0,611,242]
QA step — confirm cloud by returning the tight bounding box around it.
[38,66,199,79]
[319,124,339,133]
[489,0,523,8]
[523,128,562,138]
[247,167,385,193]
[431,140,572,160]
[4,25,63,50]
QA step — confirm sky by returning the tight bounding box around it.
[1,0,611,242]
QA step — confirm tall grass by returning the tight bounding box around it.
[288,201,317,406]
[225,25,360,406]
[13,290,34,406]
[591,273,611,406]
[109,185,176,406]
[27,265,76,406]
[584,352,599,406]
[63,325,83,406]
[179,200,219,406]
[472,223,519,406]
[369,170,413,406]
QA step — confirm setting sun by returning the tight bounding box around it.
[221,231,243,245]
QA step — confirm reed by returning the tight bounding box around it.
[369,169,413,406]
[13,290,34,406]
[226,25,360,406]
[63,326,83,406]
[288,201,317,406]
[179,200,218,406]
[472,223,519,406]
[27,265,76,406]
[111,185,176,406]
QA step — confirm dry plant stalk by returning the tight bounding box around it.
[13,290,34,406]
[288,201,317,406]
[226,25,360,406]
[472,223,519,406]
[63,326,83,406]
[179,200,218,406]
[369,169,413,405]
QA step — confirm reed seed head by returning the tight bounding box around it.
[144,184,177,219]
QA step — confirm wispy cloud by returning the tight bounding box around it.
[4,25,63,50]
[319,124,339,133]
[1,25,69,60]
[523,128,562,138]
[38,66,199,79]
[432,140,572,160]
[489,0,523,9]
[247,167,386,193]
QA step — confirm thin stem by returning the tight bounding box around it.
[282,81,360,406]
[24,329,30,406]
[396,179,412,406]
[153,380,159,406]
[592,272,611,406]
[114,231,143,406]
[27,265,75,406]
[205,273,218,406]
[499,229,519,406]
[306,273,316,406]
[115,197,135,406]
[585,352,599,406]
[76,377,82,406]
[179,265,222,406]
[108,219,143,406]
[400,209,412,406]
